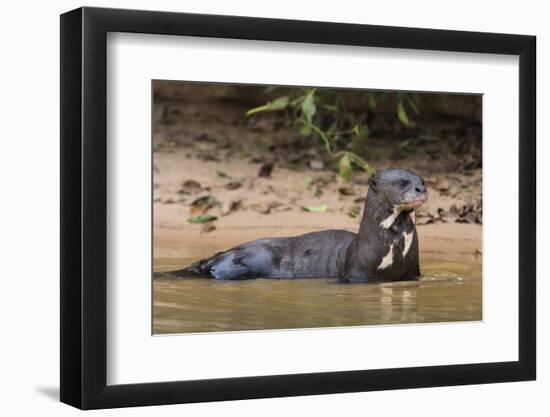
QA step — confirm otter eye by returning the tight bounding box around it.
[399,179,410,188]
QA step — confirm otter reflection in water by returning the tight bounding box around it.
[162,168,428,283]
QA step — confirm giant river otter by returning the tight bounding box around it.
[162,168,427,282]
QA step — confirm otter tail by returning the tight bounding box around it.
[153,253,223,279]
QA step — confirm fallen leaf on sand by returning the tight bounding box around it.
[250,201,282,215]
[454,200,482,224]
[179,179,203,194]
[225,181,242,190]
[217,171,231,179]
[188,214,218,224]
[258,161,274,178]
[221,199,241,216]
[200,223,216,234]
[301,204,328,213]
[338,187,355,196]
[190,194,217,216]
[347,206,361,218]
[273,205,292,213]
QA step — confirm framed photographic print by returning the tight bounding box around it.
[60,6,536,409]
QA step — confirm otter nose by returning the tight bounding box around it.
[415,185,426,193]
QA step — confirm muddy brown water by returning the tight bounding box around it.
[153,255,481,334]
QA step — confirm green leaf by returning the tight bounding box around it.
[245,96,289,116]
[339,154,352,183]
[322,104,338,112]
[188,214,218,224]
[270,96,290,110]
[299,124,312,136]
[301,94,316,123]
[348,207,361,219]
[406,94,419,114]
[358,161,374,176]
[301,204,328,213]
[368,94,377,110]
[216,171,231,179]
[246,104,269,116]
[397,101,409,125]
[354,124,369,140]
[191,194,217,206]
[290,95,305,106]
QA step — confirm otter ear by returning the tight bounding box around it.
[368,178,378,193]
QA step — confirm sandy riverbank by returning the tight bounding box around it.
[153,90,482,267]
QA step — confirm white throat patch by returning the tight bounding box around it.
[380,208,400,229]
[380,206,417,230]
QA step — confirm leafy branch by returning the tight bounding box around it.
[246,88,419,182]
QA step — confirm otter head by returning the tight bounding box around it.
[368,168,428,214]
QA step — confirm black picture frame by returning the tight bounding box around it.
[60,6,536,410]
